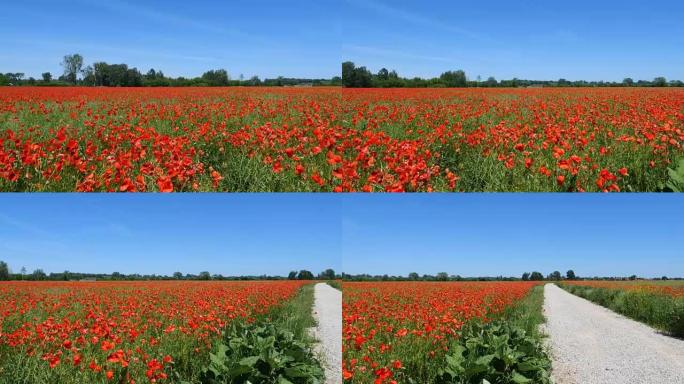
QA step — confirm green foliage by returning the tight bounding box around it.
[201,69,230,86]
[199,321,324,384]
[0,261,8,280]
[663,158,684,192]
[325,280,341,290]
[437,322,551,384]
[559,284,684,337]
[61,53,83,84]
[197,284,322,383]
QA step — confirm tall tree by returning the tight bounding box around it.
[319,269,336,280]
[439,70,467,87]
[41,72,52,82]
[0,261,9,280]
[297,270,314,280]
[653,77,667,87]
[522,272,530,281]
[32,269,46,281]
[529,271,544,281]
[61,53,83,84]
[566,270,576,280]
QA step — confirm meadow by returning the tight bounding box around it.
[559,280,684,337]
[1,87,682,192]
[0,281,323,384]
[342,281,550,384]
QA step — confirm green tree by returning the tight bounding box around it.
[0,261,9,280]
[287,271,298,280]
[522,272,530,281]
[377,68,389,81]
[439,70,467,87]
[548,271,562,280]
[41,72,52,82]
[485,76,498,87]
[319,269,335,280]
[61,53,84,84]
[530,271,544,281]
[199,271,211,280]
[566,270,576,280]
[436,272,449,281]
[297,270,314,280]
[201,69,229,86]
[173,272,183,280]
[342,61,356,87]
[653,77,667,87]
[408,272,419,280]
[33,269,47,281]
[622,78,634,87]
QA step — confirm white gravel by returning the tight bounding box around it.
[543,283,684,384]
[311,283,342,384]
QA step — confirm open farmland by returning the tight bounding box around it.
[0,280,322,384]
[342,281,550,384]
[559,280,684,336]
[1,87,683,192]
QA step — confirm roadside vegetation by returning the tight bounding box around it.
[343,282,551,384]
[200,284,324,384]
[558,281,684,338]
[437,285,551,384]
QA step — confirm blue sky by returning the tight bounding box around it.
[0,194,341,276]
[2,1,683,81]
[342,195,684,278]
[342,0,684,81]
[0,0,340,79]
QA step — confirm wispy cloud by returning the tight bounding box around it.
[76,0,270,45]
[0,212,56,240]
[2,37,223,63]
[344,0,491,43]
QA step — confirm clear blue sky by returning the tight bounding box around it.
[3,1,683,81]
[342,195,684,278]
[0,0,340,79]
[0,194,341,276]
[342,0,684,81]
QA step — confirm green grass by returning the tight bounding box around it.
[558,283,684,338]
[325,280,341,291]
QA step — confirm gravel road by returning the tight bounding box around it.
[311,283,341,384]
[543,283,684,384]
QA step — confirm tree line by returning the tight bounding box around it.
[0,53,342,87]
[341,269,680,281]
[342,61,683,88]
[0,261,338,281]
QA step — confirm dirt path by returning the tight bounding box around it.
[543,283,684,384]
[311,283,341,384]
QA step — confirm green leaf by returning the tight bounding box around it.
[511,371,532,383]
[475,354,495,366]
[239,356,260,367]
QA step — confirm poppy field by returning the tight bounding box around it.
[342,282,551,384]
[1,87,682,192]
[559,280,684,336]
[0,280,314,383]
